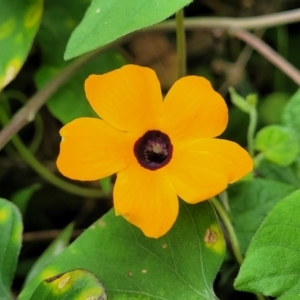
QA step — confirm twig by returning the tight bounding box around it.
[232,28,300,85]
[23,229,83,242]
[152,8,300,31]
[218,29,265,95]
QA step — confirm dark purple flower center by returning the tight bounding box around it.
[134,130,173,170]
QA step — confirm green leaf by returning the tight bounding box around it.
[24,223,74,286]
[36,0,88,66]
[11,184,40,215]
[35,51,126,124]
[257,160,300,188]
[34,0,126,123]
[0,198,23,299]
[255,125,299,166]
[29,269,107,300]
[0,0,42,90]
[64,0,193,59]
[234,189,300,298]
[229,87,252,113]
[258,92,290,125]
[19,201,225,300]
[228,178,295,255]
[282,88,300,144]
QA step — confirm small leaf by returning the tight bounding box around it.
[11,184,40,215]
[0,0,43,89]
[0,198,23,299]
[29,269,107,300]
[228,178,295,254]
[64,0,193,59]
[19,201,225,300]
[255,125,299,166]
[234,189,300,298]
[229,87,251,113]
[24,223,74,286]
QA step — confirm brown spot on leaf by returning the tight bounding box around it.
[162,243,167,249]
[204,228,218,244]
[98,220,106,227]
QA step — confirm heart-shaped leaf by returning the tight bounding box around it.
[234,189,300,298]
[19,201,225,300]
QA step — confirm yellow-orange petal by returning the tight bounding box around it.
[165,139,253,203]
[84,65,162,135]
[161,76,228,143]
[113,162,178,238]
[57,118,134,181]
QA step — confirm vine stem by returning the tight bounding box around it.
[11,136,105,198]
[247,104,258,158]
[0,107,105,198]
[212,197,265,300]
[211,197,243,265]
[175,8,187,78]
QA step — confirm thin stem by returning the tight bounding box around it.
[175,8,186,78]
[247,103,258,158]
[211,197,243,265]
[232,28,300,86]
[12,136,105,198]
[152,8,300,31]
[0,109,105,198]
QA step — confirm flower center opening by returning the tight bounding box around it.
[134,130,173,170]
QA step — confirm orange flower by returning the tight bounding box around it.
[57,64,253,238]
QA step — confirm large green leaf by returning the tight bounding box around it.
[64,0,193,59]
[19,201,225,300]
[0,0,42,90]
[29,269,107,300]
[235,189,300,299]
[0,198,23,299]
[35,0,126,124]
[228,178,295,254]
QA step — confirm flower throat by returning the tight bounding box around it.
[134,130,173,170]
